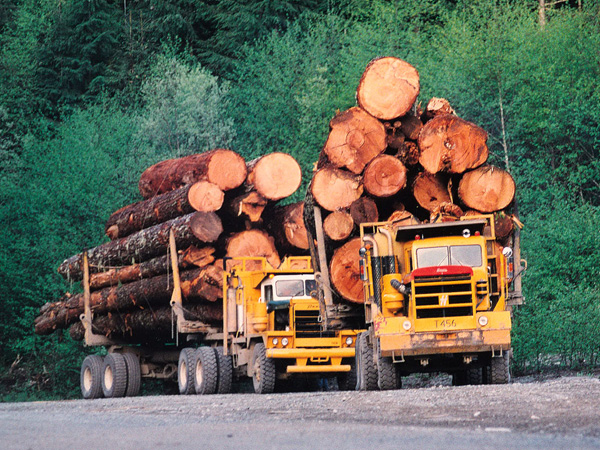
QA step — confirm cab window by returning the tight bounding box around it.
[305,279,317,297]
[275,280,304,298]
[416,245,482,268]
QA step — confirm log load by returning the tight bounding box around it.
[458,165,516,213]
[323,210,354,241]
[35,265,224,335]
[363,154,407,198]
[69,303,223,341]
[418,114,489,174]
[356,57,420,120]
[246,152,302,201]
[310,167,363,212]
[228,191,268,223]
[329,238,363,303]
[266,202,310,250]
[412,172,451,212]
[58,212,223,281]
[422,97,455,122]
[323,107,387,174]
[225,229,281,270]
[105,182,224,240]
[138,149,247,198]
[349,197,379,225]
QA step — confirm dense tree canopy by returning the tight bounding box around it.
[1,0,599,399]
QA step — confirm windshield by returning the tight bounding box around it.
[275,280,305,297]
[416,245,482,268]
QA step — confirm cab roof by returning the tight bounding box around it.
[395,219,487,242]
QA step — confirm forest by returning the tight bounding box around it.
[0,0,599,400]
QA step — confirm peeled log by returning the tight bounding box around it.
[412,172,451,212]
[363,155,407,198]
[418,115,488,174]
[58,212,222,281]
[226,229,281,270]
[349,197,379,226]
[323,210,354,241]
[356,57,420,120]
[458,166,516,213]
[105,182,223,240]
[246,153,302,201]
[138,149,247,198]
[330,238,363,303]
[311,167,363,212]
[268,202,310,250]
[323,107,387,174]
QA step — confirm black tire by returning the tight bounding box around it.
[252,343,276,394]
[490,350,511,384]
[102,353,128,398]
[465,366,483,385]
[377,355,398,390]
[80,355,104,399]
[194,347,218,395]
[122,353,141,397]
[215,347,233,394]
[337,358,357,391]
[178,348,196,395]
[356,332,378,391]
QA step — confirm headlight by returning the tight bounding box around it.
[403,320,412,331]
[345,336,353,346]
[272,338,278,346]
[478,315,488,327]
[281,337,289,347]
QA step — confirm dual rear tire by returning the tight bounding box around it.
[178,346,234,395]
[80,352,141,399]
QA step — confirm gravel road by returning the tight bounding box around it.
[1,375,599,449]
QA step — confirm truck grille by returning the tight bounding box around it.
[294,309,336,338]
[413,275,474,319]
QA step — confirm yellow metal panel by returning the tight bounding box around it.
[286,365,351,373]
[295,337,341,348]
[266,348,355,359]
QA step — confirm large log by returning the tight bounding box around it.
[329,237,363,303]
[323,210,354,241]
[323,107,387,174]
[418,114,488,174]
[35,265,223,335]
[228,191,268,223]
[89,246,215,290]
[349,196,379,226]
[138,149,247,198]
[58,212,222,281]
[225,229,281,270]
[246,153,302,201]
[412,172,451,212]
[310,167,363,212]
[69,303,223,341]
[105,182,224,240]
[363,154,407,198]
[458,165,516,213]
[356,57,420,120]
[422,97,455,122]
[267,202,310,250]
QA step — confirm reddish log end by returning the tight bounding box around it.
[311,167,363,212]
[363,154,407,198]
[329,237,364,303]
[188,181,225,212]
[412,172,451,212]
[246,153,302,201]
[458,166,516,213]
[323,210,354,241]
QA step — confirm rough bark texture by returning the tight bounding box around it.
[412,172,451,212]
[349,197,379,225]
[310,167,363,212]
[323,107,387,174]
[356,57,420,120]
[138,149,247,198]
[418,114,488,174]
[363,154,407,198]
[226,229,281,270]
[323,210,354,241]
[58,212,222,281]
[246,153,302,201]
[458,165,516,213]
[329,238,363,303]
[396,141,420,166]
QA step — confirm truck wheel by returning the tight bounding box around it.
[194,347,218,395]
[490,350,511,384]
[337,358,357,391]
[356,332,378,391]
[178,348,196,395]
[377,356,398,390]
[465,366,483,385]
[215,347,233,394]
[122,353,141,397]
[252,343,276,394]
[80,355,104,399]
[102,353,128,398]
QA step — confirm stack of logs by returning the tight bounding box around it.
[304,56,518,304]
[34,150,309,342]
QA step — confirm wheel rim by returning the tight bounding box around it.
[83,367,93,392]
[104,366,114,391]
[254,359,261,385]
[179,360,187,388]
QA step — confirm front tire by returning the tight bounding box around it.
[490,350,511,384]
[377,355,399,390]
[356,332,378,391]
[252,343,276,394]
[81,355,104,399]
[337,358,357,391]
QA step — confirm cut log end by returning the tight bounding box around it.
[363,155,407,198]
[188,181,225,212]
[412,172,451,212]
[189,212,223,243]
[311,167,363,212]
[323,210,354,241]
[247,153,302,201]
[349,197,379,226]
[458,166,516,213]
[329,238,364,303]
[226,230,281,270]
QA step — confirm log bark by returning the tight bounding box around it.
[458,165,516,213]
[329,237,363,303]
[310,167,363,212]
[228,191,268,223]
[396,141,420,166]
[323,107,387,174]
[69,303,223,341]
[226,229,281,270]
[418,114,489,174]
[412,172,451,212]
[89,246,215,290]
[267,202,310,250]
[58,212,222,281]
[356,57,420,120]
[246,153,302,201]
[349,196,379,226]
[138,149,247,198]
[363,154,407,198]
[399,114,423,140]
[105,182,223,240]
[323,210,354,241]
